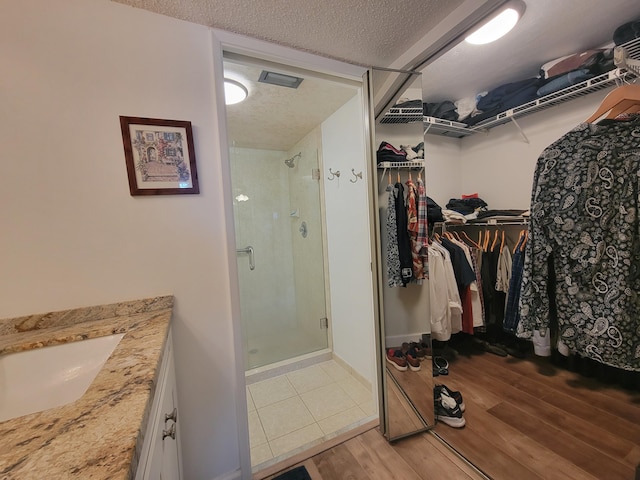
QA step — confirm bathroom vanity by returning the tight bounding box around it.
[0,295,181,479]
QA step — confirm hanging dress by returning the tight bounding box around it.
[395,181,414,286]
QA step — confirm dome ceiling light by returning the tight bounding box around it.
[224,78,248,105]
[465,0,526,45]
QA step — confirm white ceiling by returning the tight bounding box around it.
[422,0,640,101]
[223,59,359,151]
[111,0,466,68]
[113,0,640,149]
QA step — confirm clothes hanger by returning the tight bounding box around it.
[483,229,490,251]
[388,169,392,186]
[513,230,525,254]
[462,231,480,249]
[490,230,499,252]
[499,230,505,253]
[586,85,640,123]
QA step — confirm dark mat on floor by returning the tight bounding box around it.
[272,465,312,480]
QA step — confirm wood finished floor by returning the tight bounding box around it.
[264,351,640,480]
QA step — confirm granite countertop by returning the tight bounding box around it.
[0,295,174,479]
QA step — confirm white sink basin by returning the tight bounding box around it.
[0,333,125,422]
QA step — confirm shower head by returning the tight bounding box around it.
[284,152,301,168]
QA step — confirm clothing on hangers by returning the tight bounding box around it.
[385,184,403,287]
[518,116,640,370]
[585,84,640,123]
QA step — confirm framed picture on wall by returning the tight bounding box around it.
[119,116,200,196]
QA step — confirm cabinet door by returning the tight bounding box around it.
[160,350,181,479]
[141,333,182,480]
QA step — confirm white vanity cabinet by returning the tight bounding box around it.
[136,328,182,480]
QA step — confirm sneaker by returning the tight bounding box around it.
[433,356,449,376]
[406,354,421,371]
[434,395,465,428]
[409,341,431,358]
[435,384,465,412]
[399,343,421,371]
[386,349,407,371]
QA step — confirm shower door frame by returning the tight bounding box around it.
[228,140,333,372]
[213,28,371,477]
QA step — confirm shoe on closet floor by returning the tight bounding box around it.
[409,341,431,358]
[386,349,408,371]
[406,354,421,371]
[399,343,421,371]
[435,384,465,412]
[433,356,449,376]
[434,394,465,428]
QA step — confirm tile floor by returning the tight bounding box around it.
[246,359,377,470]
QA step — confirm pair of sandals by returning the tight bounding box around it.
[433,355,449,376]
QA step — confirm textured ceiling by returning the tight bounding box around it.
[422,0,640,101]
[112,0,640,149]
[224,60,358,150]
[112,0,464,68]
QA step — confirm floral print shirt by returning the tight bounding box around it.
[517,118,640,371]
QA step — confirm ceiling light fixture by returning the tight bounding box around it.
[465,0,526,45]
[224,79,248,105]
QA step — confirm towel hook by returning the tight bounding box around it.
[350,168,363,183]
[327,168,341,181]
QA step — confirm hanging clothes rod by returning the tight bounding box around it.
[437,219,529,231]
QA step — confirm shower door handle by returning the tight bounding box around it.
[236,246,255,270]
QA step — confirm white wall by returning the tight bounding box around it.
[321,93,377,385]
[457,90,611,208]
[2,3,371,479]
[1,1,239,478]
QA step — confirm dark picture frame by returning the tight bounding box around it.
[119,116,200,195]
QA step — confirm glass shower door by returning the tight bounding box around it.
[230,145,329,371]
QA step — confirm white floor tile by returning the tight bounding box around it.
[258,396,315,440]
[338,377,372,405]
[300,383,357,421]
[269,424,324,457]
[249,375,297,409]
[317,406,367,436]
[248,410,267,448]
[359,398,377,416]
[250,443,273,467]
[286,364,333,394]
[250,361,375,468]
[319,360,351,382]
[246,386,256,413]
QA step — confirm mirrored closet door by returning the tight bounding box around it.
[367,67,435,441]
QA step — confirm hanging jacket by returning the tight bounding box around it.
[395,182,414,286]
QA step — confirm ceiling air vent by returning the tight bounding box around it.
[258,70,303,89]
